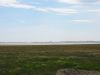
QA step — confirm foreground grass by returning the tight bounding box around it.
[0,45,100,75]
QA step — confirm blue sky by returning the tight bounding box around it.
[0,0,100,42]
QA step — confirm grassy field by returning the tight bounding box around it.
[0,44,100,75]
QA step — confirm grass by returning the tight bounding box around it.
[0,44,100,75]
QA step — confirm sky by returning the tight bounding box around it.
[0,0,100,42]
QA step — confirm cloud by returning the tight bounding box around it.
[88,9,100,14]
[34,8,49,13]
[96,0,100,2]
[11,4,34,9]
[0,0,78,15]
[48,8,78,15]
[71,19,95,23]
[34,7,79,15]
[56,0,100,4]
[81,0,97,3]
[1,3,35,9]
[57,0,80,4]
[0,0,16,4]
[0,0,34,9]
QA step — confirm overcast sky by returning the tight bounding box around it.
[0,0,100,42]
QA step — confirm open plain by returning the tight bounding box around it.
[0,44,100,75]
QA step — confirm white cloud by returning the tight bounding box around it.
[57,0,80,4]
[34,8,49,13]
[48,8,78,15]
[4,3,34,9]
[0,0,16,4]
[71,19,95,23]
[0,3,34,9]
[57,0,100,4]
[88,9,100,14]
[0,0,34,9]
[0,0,78,15]
[34,7,79,15]
[97,0,100,2]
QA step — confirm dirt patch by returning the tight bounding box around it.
[56,69,100,75]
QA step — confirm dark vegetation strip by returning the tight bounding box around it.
[0,44,100,75]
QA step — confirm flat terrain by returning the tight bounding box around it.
[0,44,100,75]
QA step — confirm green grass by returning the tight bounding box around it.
[0,45,100,75]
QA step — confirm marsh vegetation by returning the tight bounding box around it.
[0,45,100,75]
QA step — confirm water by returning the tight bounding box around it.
[0,42,100,45]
